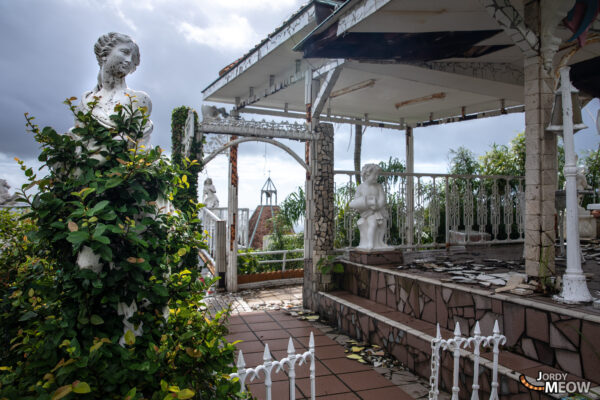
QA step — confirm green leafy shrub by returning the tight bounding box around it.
[0,98,244,399]
[0,209,37,288]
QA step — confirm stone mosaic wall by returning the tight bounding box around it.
[343,263,600,384]
[304,123,335,309]
[315,291,552,400]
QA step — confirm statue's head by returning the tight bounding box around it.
[361,163,381,183]
[94,33,140,86]
[204,178,213,185]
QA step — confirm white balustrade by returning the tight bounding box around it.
[334,171,524,250]
[429,320,506,400]
[230,332,316,400]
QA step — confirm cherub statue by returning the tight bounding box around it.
[349,164,390,250]
[0,179,17,206]
[203,178,219,208]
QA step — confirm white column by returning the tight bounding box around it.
[555,66,592,303]
[406,126,414,246]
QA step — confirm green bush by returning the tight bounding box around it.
[0,98,244,399]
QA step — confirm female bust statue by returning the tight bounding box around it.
[78,32,153,146]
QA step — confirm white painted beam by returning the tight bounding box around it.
[312,65,343,120]
[336,0,393,36]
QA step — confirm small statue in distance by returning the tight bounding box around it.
[203,178,219,208]
[349,163,390,250]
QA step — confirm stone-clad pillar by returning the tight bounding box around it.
[524,54,557,277]
[304,123,334,309]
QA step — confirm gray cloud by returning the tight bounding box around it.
[1,0,599,205]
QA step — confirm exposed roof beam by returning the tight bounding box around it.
[478,0,538,57]
[312,58,345,78]
[395,92,446,109]
[330,79,375,98]
[407,61,524,86]
[239,107,405,130]
[312,65,343,119]
[336,0,393,36]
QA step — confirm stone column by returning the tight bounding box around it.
[304,123,334,309]
[523,53,557,277]
[226,136,239,292]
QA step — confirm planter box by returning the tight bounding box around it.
[238,269,304,284]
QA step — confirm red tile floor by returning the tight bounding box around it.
[226,310,415,400]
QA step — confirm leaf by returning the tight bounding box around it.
[19,311,38,321]
[177,248,187,257]
[28,288,34,297]
[92,223,107,238]
[52,385,72,400]
[127,257,138,263]
[177,389,195,399]
[152,285,168,297]
[90,315,104,325]
[93,235,110,244]
[346,354,362,360]
[116,158,128,165]
[89,341,103,353]
[351,346,364,353]
[67,231,88,245]
[136,258,145,263]
[105,177,123,189]
[72,381,91,394]
[91,200,110,214]
[124,330,135,346]
[168,386,180,393]
[68,221,79,232]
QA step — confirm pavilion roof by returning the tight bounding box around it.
[203,0,600,126]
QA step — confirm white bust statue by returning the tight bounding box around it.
[203,178,219,208]
[349,164,390,250]
[0,179,17,205]
[77,32,153,147]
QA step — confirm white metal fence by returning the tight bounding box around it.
[334,171,525,250]
[209,207,250,248]
[230,333,316,400]
[429,321,506,400]
[243,248,304,272]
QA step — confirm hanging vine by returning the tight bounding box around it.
[171,106,203,213]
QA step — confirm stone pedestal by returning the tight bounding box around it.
[578,214,596,239]
[346,249,403,267]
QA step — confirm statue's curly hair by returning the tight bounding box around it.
[361,163,382,180]
[93,32,140,89]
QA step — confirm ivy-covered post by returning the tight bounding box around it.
[171,106,203,269]
[227,136,239,292]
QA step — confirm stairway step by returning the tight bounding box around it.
[317,290,596,399]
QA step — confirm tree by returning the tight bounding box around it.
[479,132,525,177]
[448,146,479,176]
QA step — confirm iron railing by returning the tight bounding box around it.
[334,171,525,250]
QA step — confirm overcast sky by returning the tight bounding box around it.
[1,0,599,211]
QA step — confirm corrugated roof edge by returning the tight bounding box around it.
[292,0,355,52]
[202,0,340,95]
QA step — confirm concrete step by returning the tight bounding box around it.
[315,290,598,400]
[338,260,600,388]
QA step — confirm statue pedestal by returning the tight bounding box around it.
[346,248,403,267]
[579,214,596,239]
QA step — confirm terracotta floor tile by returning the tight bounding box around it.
[296,334,336,347]
[357,385,415,400]
[260,337,303,351]
[521,364,585,382]
[227,315,245,325]
[313,344,347,360]
[236,351,266,367]
[296,375,351,397]
[236,340,267,354]
[226,331,257,342]
[287,326,324,338]
[247,380,303,399]
[291,359,331,378]
[227,323,251,334]
[249,322,280,331]
[315,393,360,399]
[321,357,372,374]
[242,313,275,323]
[338,370,395,392]
[254,329,292,341]
[278,319,311,328]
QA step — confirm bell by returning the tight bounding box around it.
[547,91,587,132]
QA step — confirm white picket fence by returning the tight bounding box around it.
[230,332,316,400]
[429,320,506,400]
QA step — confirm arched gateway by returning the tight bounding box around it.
[193,114,333,292]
